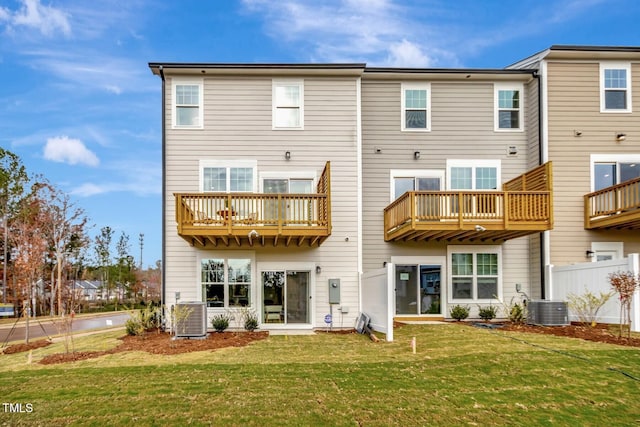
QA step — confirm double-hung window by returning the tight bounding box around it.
[447,160,500,191]
[199,160,257,221]
[201,257,252,308]
[200,160,257,193]
[449,246,501,302]
[173,79,203,128]
[447,160,500,216]
[494,83,523,131]
[401,83,430,131]
[273,80,303,129]
[600,62,632,112]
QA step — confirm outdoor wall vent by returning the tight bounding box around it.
[174,302,207,338]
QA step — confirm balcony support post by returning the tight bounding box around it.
[457,193,464,228]
[503,192,510,229]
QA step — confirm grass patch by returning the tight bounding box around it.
[1,324,639,426]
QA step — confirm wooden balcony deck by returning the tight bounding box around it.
[585,177,640,229]
[384,163,553,243]
[175,162,331,248]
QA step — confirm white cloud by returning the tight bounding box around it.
[3,0,71,37]
[70,182,106,197]
[386,39,434,68]
[70,157,161,198]
[22,49,154,94]
[0,7,10,22]
[43,136,100,167]
[242,0,454,67]
[242,0,608,67]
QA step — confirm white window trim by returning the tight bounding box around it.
[445,159,501,190]
[258,261,316,329]
[172,78,204,129]
[590,242,624,262]
[272,79,304,130]
[199,159,258,192]
[599,62,632,113]
[401,83,431,132]
[389,169,444,202]
[589,154,640,192]
[447,245,502,303]
[494,83,524,132]
[197,250,256,311]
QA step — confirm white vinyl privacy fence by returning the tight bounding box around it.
[360,264,394,342]
[548,254,640,332]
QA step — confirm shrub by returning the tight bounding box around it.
[496,296,527,324]
[242,309,259,331]
[478,305,498,322]
[508,302,526,324]
[139,304,162,330]
[212,313,230,332]
[450,305,470,321]
[125,305,162,336]
[567,289,613,327]
[125,318,145,336]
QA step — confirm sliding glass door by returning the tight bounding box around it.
[395,265,441,315]
[262,270,310,324]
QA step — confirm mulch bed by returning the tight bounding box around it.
[498,322,640,347]
[2,330,269,365]
[2,339,52,354]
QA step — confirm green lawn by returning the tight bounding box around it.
[1,323,639,426]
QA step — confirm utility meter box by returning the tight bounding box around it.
[328,279,340,304]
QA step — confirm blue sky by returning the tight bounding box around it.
[1,0,639,267]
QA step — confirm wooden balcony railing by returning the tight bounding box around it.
[175,162,331,247]
[384,162,553,243]
[584,176,640,229]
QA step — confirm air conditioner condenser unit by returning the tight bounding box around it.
[527,300,569,326]
[174,302,207,338]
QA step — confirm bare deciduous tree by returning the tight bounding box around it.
[10,183,49,343]
[38,180,90,316]
[609,271,640,338]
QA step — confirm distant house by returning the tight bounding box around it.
[149,45,639,330]
[70,280,101,301]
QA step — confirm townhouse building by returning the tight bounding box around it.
[360,68,551,320]
[148,63,363,331]
[511,46,640,299]
[150,45,638,331]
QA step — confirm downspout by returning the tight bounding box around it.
[159,65,167,321]
[534,69,546,300]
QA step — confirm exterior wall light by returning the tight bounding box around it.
[616,133,626,142]
[285,151,291,160]
[414,151,420,160]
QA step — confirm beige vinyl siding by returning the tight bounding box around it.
[361,78,535,298]
[546,61,640,266]
[524,77,543,296]
[164,75,360,327]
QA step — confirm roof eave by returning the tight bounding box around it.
[148,62,367,77]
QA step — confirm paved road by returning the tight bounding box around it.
[0,312,132,344]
